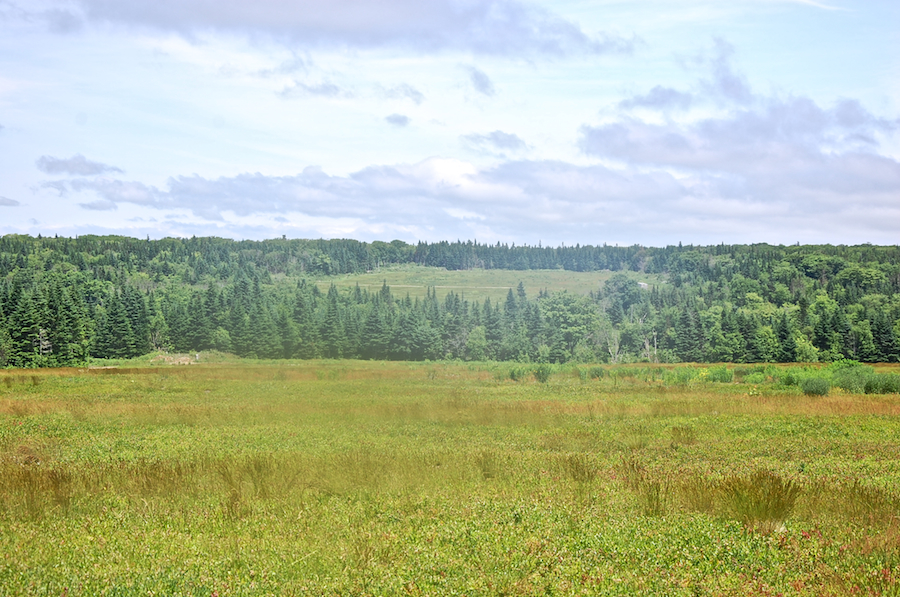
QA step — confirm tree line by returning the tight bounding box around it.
[0,235,898,367]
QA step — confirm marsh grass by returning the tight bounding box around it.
[2,360,900,594]
[717,470,801,534]
[670,424,697,446]
[619,456,670,516]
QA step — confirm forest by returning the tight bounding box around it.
[0,234,898,367]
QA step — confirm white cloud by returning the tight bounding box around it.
[39,0,635,57]
[47,149,898,245]
[576,41,900,243]
[383,83,425,105]
[618,86,692,111]
[462,130,527,155]
[36,154,123,175]
[279,80,349,98]
[0,196,20,206]
[385,113,410,127]
[468,66,495,96]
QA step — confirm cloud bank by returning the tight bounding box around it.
[585,41,900,237]
[42,0,635,57]
[45,142,898,245]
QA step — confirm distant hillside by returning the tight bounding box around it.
[1,234,898,367]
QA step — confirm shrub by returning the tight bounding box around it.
[831,363,875,394]
[881,374,900,394]
[533,364,553,383]
[664,367,697,385]
[779,371,798,387]
[588,366,605,379]
[706,365,733,383]
[864,373,900,395]
[743,372,767,384]
[800,377,830,396]
[508,367,527,382]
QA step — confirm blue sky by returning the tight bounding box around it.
[1,0,897,246]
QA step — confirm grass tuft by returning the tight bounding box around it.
[718,469,800,534]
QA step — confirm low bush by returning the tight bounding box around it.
[706,365,733,383]
[588,366,605,379]
[801,376,830,396]
[508,366,528,381]
[664,367,698,385]
[533,364,553,383]
[864,373,900,395]
[831,363,875,394]
[779,371,799,387]
[743,372,767,384]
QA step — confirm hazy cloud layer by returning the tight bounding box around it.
[44,0,635,57]
[0,196,20,206]
[36,154,123,175]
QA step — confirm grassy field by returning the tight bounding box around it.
[1,359,899,595]
[306,264,664,302]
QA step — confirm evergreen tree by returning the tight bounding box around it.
[321,285,345,358]
[675,307,703,362]
[775,311,797,363]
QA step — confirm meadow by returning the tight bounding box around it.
[307,264,664,302]
[1,358,899,596]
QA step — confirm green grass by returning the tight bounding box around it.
[1,360,899,595]
[306,263,664,302]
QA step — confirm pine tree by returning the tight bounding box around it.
[775,311,797,363]
[675,307,703,362]
[321,285,345,358]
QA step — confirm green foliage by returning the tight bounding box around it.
[2,235,900,369]
[864,373,900,394]
[830,362,875,393]
[801,376,830,396]
[533,363,553,383]
[507,366,528,382]
[663,367,698,385]
[705,365,733,383]
[744,372,768,384]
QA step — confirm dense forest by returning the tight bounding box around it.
[0,234,898,367]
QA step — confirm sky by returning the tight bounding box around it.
[0,0,898,247]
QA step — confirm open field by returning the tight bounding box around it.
[308,265,664,302]
[1,359,899,595]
